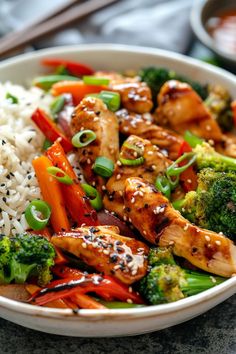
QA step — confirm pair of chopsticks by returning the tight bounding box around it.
[0,0,119,58]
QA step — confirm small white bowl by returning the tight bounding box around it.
[0,44,235,337]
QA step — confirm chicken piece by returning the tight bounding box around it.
[116,108,183,160]
[70,96,119,193]
[95,71,153,113]
[103,135,171,218]
[51,225,149,285]
[124,177,236,277]
[155,80,222,142]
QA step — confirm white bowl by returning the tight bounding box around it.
[0,44,235,337]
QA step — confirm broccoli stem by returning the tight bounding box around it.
[182,270,225,296]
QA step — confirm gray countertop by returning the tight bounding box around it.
[0,294,235,353]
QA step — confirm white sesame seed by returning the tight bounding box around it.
[128,287,133,293]
[92,181,96,186]
[117,160,122,166]
[102,185,106,191]
[219,232,223,235]
[116,174,121,180]
[183,224,189,231]
[127,299,133,304]
[81,223,86,227]
[147,150,154,155]
[210,276,217,283]
[114,265,120,270]
[168,241,174,245]
[131,197,135,204]
[152,165,156,170]
[133,191,139,196]
[143,230,147,235]
[119,190,123,196]
[139,191,144,197]
[187,179,192,183]
[103,249,110,255]
[87,158,91,164]
[82,242,87,249]
[205,235,211,242]
[206,125,212,131]
[129,217,132,223]
[123,215,127,221]
[215,240,221,246]
[123,126,129,132]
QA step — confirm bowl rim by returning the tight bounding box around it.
[190,0,236,63]
[0,43,235,320]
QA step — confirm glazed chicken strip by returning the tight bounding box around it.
[95,71,153,113]
[51,225,149,285]
[155,80,222,142]
[116,108,183,160]
[124,177,236,278]
[70,96,119,193]
[103,135,171,218]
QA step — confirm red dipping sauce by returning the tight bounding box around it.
[206,9,236,56]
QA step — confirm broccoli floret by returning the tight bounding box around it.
[193,142,236,172]
[205,84,233,132]
[176,168,236,240]
[139,263,225,305]
[139,67,208,106]
[148,247,176,267]
[0,233,56,286]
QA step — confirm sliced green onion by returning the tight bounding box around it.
[47,166,73,185]
[119,156,145,166]
[166,152,196,177]
[155,175,171,199]
[93,156,114,178]
[99,91,120,112]
[42,139,53,151]
[6,92,18,104]
[50,95,65,118]
[81,184,103,211]
[166,174,180,190]
[122,141,143,155]
[83,76,109,86]
[184,130,204,148]
[72,130,96,148]
[25,200,51,230]
[33,75,78,90]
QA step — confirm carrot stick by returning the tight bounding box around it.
[46,140,98,226]
[32,155,70,232]
[51,81,106,105]
[70,293,107,310]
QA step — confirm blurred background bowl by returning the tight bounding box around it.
[191,0,236,71]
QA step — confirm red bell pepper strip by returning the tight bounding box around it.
[41,58,94,77]
[31,108,73,153]
[46,140,98,226]
[30,266,144,306]
[177,141,198,192]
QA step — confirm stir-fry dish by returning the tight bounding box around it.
[0,58,236,310]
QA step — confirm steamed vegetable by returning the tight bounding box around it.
[139,247,225,304]
[0,234,56,286]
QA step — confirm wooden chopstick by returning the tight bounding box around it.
[0,0,80,50]
[0,0,119,58]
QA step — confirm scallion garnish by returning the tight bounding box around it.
[93,156,114,178]
[119,156,145,166]
[33,75,78,90]
[155,175,171,199]
[184,130,204,148]
[47,166,73,185]
[50,95,65,118]
[81,184,103,211]
[6,92,18,104]
[72,130,96,148]
[99,91,120,112]
[83,76,109,86]
[25,200,51,230]
[166,152,196,177]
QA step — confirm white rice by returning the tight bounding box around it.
[0,81,53,236]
